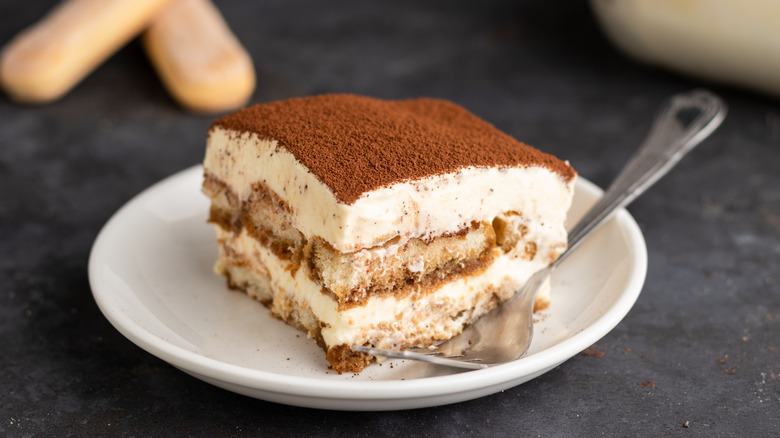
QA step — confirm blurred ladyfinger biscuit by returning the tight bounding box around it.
[143,0,255,113]
[0,0,174,103]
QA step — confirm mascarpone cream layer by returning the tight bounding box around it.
[219,226,551,348]
[205,127,575,253]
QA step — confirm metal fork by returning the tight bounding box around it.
[352,89,727,370]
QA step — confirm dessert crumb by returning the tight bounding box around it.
[580,347,604,358]
[638,380,655,388]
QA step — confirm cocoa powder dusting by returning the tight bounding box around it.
[212,94,576,204]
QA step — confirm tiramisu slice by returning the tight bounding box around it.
[202,94,576,373]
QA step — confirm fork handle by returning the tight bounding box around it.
[556,89,727,267]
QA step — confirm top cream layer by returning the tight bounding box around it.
[204,127,576,253]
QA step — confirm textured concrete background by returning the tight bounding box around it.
[1,0,779,435]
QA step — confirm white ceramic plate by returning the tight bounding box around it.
[89,165,647,411]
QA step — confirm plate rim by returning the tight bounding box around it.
[88,165,647,404]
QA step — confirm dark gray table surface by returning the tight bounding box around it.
[2,0,779,436]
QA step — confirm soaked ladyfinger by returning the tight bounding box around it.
[143,0,255,113]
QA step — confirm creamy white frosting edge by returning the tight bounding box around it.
[204,127,575,252]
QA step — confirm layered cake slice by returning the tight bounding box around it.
[202,94,576,373]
